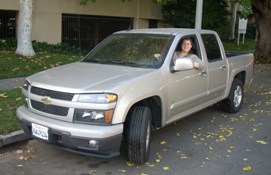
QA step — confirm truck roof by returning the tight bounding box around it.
[115,28,214,35]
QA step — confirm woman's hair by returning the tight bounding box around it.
[181,37,193,44]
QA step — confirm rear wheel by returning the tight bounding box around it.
[222,78,244,113]
[126,106,152,164]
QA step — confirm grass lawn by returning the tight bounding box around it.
[0,88,23,135]
[0,50,82,79]
[223,38,255,52]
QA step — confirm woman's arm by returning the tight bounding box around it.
[190,54,204,70]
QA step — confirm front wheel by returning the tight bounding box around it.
[222,78,244,113]
[126,106,152,164]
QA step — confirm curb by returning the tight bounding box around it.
[0,130,32,148]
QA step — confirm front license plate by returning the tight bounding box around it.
[31,123,49,140]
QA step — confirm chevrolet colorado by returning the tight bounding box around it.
[17,28,254,164]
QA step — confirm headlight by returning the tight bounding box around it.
[75,94,116,124]
[23,80,30,91]
[77,93,117,103]
[74,109,114,124]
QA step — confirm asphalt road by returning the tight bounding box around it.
[0,64,270,175]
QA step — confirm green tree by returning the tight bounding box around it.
[161,0,229,39]
[250,0,271,58]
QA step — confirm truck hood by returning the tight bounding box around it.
[27,62,154,93]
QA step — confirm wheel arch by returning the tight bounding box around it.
[226,71,246,98]
[124,96,162,130]
[234,71,246,85]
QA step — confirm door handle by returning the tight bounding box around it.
[220,65,226,70]
[198,70,207,76]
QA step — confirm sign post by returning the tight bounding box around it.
[237,18,248,45]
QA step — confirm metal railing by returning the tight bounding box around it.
[62,14,133,51]
[0,10,16,39]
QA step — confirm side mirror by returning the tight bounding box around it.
[173,58,194,71]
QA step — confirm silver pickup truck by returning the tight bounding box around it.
[17,28,254,164]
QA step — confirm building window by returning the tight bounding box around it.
[149,19,157,28]
[0,10,16,40]
[62,14,133,51]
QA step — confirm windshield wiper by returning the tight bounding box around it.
[82,58,137,67]
[108,60,137,67]
[82,59,107,64]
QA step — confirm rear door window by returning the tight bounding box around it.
[201,34,222,62]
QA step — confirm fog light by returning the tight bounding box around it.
[89,140,99,150]
[24,98,29,107]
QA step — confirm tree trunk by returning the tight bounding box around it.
[251,0,271,58]
[228,2,238,40]
[16,0,35,57]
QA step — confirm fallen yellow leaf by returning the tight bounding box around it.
[160,141,167,145]
[256,140,268,144]
[0,93,8,98]
[156,152,162,159]
[243,166,252,171]
[163,166,170,171]
[89,169,96,174]
[126,161,134,167]
[118,169,126,173]
[16,97,22,101]
[17,164,23,168]
[145,162,155,167]
[16,150,23,154]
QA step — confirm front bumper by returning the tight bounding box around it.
[16,106,123,158]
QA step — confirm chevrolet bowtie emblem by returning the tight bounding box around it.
[41,96,52,105]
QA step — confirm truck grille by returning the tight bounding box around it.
[31,100,69,116]
[29,86,74,116]
[31,86,74,101]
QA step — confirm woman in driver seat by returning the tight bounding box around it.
[173,37,203,70]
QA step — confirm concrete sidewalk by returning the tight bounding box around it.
[0,77,31,148]
[0,77,25,90]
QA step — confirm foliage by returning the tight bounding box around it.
[0,88,22,135]
[245,23,257,39]
[238,0,253,17]
[161,0,230,39]
[0,39,86,56]
[80,0,131,5]
[0,38,17,51]
[32,41,86,55]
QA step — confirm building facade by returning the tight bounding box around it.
[0,0,168,50]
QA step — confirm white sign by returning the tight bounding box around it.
[238,18,248,34]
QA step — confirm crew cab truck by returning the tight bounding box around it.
[16,28,254,164]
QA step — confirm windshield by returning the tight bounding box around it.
[82,33,174,69]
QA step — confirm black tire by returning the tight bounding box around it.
[222,78,244,113]
[126,106,152,164]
